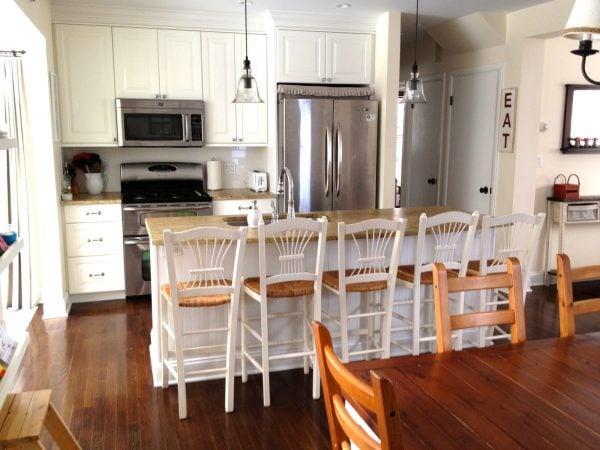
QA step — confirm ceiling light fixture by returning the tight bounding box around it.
[401,0,427,105]
[232,0,263,103]
[563,0,600,85]
[336,3,351,8]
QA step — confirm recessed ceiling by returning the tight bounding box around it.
[61,0,554,28]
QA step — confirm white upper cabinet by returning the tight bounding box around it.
[202,32,268,145]
[54,24,117,145]
[113,27,202,99]
[277,30,373,84]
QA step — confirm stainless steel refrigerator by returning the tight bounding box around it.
[278,97,378,212]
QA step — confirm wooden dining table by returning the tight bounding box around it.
[346,332,600,449]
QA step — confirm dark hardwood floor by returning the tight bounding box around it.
[13,283,600,449]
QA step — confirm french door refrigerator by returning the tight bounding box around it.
[279,98,378,213]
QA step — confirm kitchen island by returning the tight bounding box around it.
[145,206,477,385]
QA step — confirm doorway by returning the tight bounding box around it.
[443,65,501,214]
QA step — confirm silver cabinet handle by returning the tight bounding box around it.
[162,94,167,98]
[89,272,105,278]
[336,123,342,196]
[87,237,104,243]
[238,205,252,210]
[238,137,244,142]
[155,94,160,98]
[85,211,102,216]
[183,114,190,142]
[325,126,332,196]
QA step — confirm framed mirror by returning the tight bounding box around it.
[561,84,600,153]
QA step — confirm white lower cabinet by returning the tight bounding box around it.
[212,198,274,216]
[64,204,124,294]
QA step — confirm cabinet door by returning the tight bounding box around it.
[235,34,268,145]
[202,32,237,144]
[158,29,203,99]
[65,222,123,257]
[67,255,125,293]
[54,24,117,145]
[277,30,326,83]
[213,198,275,216]
[113,27,160,98]
[326,33,373,84]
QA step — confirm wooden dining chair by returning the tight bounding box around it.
[556,253,600,337]
[312,321,404,450]
[432,257,526,353]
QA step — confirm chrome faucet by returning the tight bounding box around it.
[270,200,279,223]
[277,167,295,219]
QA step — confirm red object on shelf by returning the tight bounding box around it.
[553,174,580,200]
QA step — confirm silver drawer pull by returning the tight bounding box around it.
[88,272,105,278]
[238,205,252,210]
[85,211,102,216]
[87,238,104,243]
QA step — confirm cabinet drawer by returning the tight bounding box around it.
[64,204,122,223]
[65,222,123,257]
[213,198,274,216]
[67,255,125,293]
[566,203,599,222]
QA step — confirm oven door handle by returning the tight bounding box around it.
[122,205,212,212]
[124,236,150,245]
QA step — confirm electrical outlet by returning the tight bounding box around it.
[536,154,544,168]
[224,162,237,175]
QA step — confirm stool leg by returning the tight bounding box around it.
[339,289,349,363]
[241,293,248,383]
[225,302,237,413]
[311,291,321,400]
[303,295,309,374]
[259,295,271,407]
[45,402,81,450]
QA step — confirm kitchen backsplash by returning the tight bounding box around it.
[62,146,269,193]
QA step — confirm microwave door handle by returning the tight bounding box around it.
[183,114,190,143]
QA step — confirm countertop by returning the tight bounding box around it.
[207,188,277,200]
[62,192,121,205]
[146,206,458,245]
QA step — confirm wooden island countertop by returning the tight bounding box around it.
[145,206,458,245]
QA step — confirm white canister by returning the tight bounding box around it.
[85,173,105,195]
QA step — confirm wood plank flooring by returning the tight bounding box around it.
[12,283,600,449]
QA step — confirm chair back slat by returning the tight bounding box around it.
[312,321,404,450]
[433,257,526,353]
[556,253,600,337]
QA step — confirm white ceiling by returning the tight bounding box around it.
[69,0,554,29]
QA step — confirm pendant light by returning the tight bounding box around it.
[563,0,600,85]
[401,0,427,104]
[232,0,264,103]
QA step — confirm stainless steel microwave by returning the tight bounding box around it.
[116,98,204,147]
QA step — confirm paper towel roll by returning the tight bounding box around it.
[207,159,222,190]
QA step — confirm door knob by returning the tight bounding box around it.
[427,178,437,185]
[479,186,489,194]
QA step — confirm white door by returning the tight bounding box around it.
[157,29,203,99]
[202,32,237,145]
[54,24,117,145]
[113,27,160,99]
[326,33,373,84]
[444,66,501,214]
[401,76,444,206]
[234,33,268,144]
[277,30,326,83]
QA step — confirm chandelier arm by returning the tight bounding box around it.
[581,55,600,85]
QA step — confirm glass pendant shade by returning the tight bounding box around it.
[233,59,263,103]
[401,65,427,104]
[563,0,600,41]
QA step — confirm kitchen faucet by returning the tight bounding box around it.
[277,167,295,219]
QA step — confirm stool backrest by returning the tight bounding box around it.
[163,226,248,303]
[556,253,600,337]
[257,217,328,290]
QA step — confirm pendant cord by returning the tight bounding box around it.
[244,0,249,61]
[413,0,418,67]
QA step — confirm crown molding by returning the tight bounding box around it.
[51,2,265,32]
[266,10,378,33]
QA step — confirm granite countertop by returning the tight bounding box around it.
[145,206,459,245]
[62,192,121,205]
[207,188,277,200]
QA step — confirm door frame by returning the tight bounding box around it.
[441,63,503,214]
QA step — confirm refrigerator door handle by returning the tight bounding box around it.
[336,123,342,196]
[325,126,332,195]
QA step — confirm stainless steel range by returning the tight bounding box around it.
[121,162,212,297]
